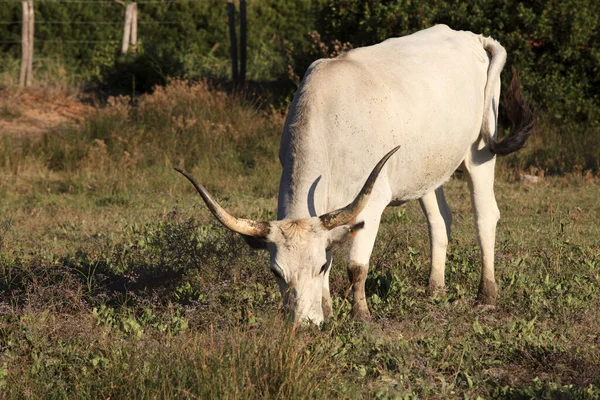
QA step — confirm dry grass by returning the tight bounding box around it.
[0,87,89,138]
[1,308,351,399]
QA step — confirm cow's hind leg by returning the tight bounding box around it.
[419,187,452,295]
[463,146,500,305]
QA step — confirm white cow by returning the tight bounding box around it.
[176,25,533,325]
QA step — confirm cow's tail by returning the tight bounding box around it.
[481,37,534,156]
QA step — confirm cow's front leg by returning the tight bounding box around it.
[419,187,452,295]
[346,261,369,320]
[346,208,384,321]
[322,251,333,319]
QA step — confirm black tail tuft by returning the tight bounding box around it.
[487,66,535,156]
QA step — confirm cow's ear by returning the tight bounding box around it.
[327,221,365,247]
[241,234,268,250]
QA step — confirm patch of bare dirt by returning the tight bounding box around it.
[0,88,92,137]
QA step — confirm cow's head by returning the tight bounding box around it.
[175,147,399,325]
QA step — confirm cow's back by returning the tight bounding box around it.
[278,25,493,219]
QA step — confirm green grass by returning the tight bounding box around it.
[1,81,599,399]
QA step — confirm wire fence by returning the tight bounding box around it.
[0,21,182,24]
[0,40,122,43]
[0,2,194,47]
[0,1,215,25]
[0,1,219,3]
[0,0,247,86]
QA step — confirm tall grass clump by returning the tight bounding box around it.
[0,54,82,93]
[1,309,351,399]
[2,79,283,198]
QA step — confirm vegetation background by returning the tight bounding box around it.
[0,0,599,398]
[1,0,600,172]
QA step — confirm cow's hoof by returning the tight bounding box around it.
[322,296,333,319]
[477,279,498,306]
[428,284,447,298]
[351,305,372,322]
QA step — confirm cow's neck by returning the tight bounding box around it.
[277,128,330,221]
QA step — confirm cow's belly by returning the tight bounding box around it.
[386,155,464,202]
[385,126,477,201]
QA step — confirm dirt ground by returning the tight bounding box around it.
[0,88,91,137]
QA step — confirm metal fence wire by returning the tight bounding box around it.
[1,0,246,86]
[0,2,195,45]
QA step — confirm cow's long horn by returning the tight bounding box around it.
[175,168,270,238]
[320,146,400,230]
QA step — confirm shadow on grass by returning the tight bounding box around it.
[0,209,269,314]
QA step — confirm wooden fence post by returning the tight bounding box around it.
[239,0,246,85]
[130,3,137,55]
[227,0,238,86]
[19,0,34,87]
[121,3,137,56]
[121,3,133,55]
[19,1,28,86]
[26,0,34,86]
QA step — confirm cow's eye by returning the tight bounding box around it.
[271,268,283,280]
[320,262,328,274]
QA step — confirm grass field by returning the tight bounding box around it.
[1,80,599,399]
